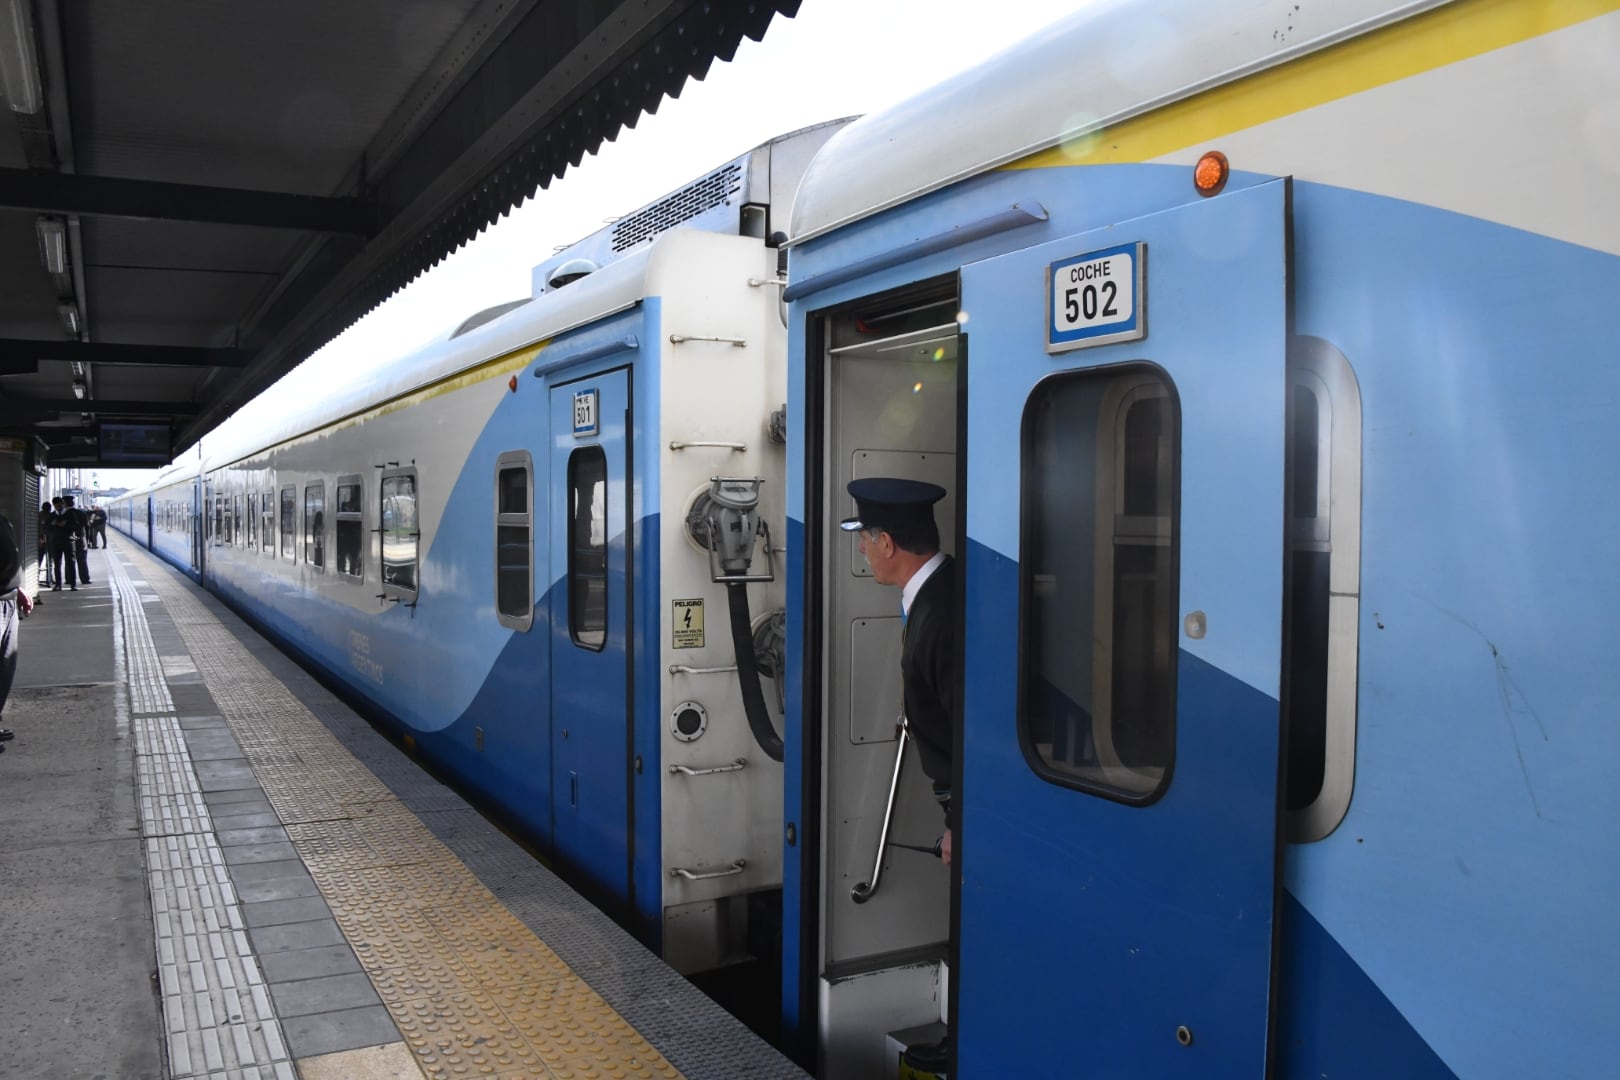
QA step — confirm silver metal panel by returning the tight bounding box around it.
[790,0,1453,243]
[848,616,903,745]
[818,962,946,1080]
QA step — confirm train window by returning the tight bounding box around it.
[246,494,256,550]
[304,483,325,569]
[1019,366,1178,803]
[280,487,295,559]
[262,490,274,554]
[495,451,534,631]
[335,476,363,580]
[567,447,607,649]
[380,470,419,596]
[211,494,222,546]
[233,495,243,546]
[1285,338,1362,843]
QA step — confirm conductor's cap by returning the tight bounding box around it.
[839,477,945,534]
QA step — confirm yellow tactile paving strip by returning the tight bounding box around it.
[119,544,683,1080]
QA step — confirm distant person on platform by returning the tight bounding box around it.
[0,512,37,751]
[46,497,75,591]
[36,500,53,592]
[89,504,108,549]
[64,495,91,585]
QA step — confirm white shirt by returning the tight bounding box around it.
[901,551,947,618]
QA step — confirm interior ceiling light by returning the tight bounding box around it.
[71,380,86,400]
[36,216,66,274]
[57,302,79,336]
[0,0,42,114]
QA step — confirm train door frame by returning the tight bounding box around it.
[193,477,206,577]
[791,276,968,1076]
[547,364,637,919]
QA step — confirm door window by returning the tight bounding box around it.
[567,447,607,648]
[1021,367,1178,802]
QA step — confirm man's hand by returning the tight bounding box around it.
[941,827,952,867]
[18,590,33,616]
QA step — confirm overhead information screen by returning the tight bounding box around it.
[99,422,173,464]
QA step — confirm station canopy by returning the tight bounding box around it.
[0,0,798,466]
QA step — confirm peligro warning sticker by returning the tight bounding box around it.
[673,598,705,649]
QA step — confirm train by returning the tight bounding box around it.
[111,1,1620,1077]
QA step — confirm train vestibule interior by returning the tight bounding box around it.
[816,283,962,1077]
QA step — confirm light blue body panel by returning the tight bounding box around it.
[1282,184,1620,1079]
[785,156,1620,1078]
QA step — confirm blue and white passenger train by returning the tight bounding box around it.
[114,1,1620,1076]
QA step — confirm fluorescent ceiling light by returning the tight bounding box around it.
[36,216,66,274]
[57,302,79,336]
[71,379,86,400]
[0,0,42,115]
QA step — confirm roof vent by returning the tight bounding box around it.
[610,163,742,252]
[547,258,599,290]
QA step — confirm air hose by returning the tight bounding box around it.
[728,582,784,762]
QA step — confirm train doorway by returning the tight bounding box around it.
[549,366,635,914]
[804,282,964,1077]
[952,179,1292,1076]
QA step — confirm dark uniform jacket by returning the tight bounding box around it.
[0,514,20,596]
[64,506,87,544]
[45,508,70,550]
[901,555,955,819]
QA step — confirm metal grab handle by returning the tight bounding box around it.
[851,722,909,904]
[668,758,747,777]
[669,439,748,451]
[668,859,747,881]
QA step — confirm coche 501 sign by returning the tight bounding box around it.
[1046,242,1145,353]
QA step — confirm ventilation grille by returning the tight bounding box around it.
[610,163,742,252]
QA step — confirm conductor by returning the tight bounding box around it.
[842,477,956,1076]
[840,478,956,859]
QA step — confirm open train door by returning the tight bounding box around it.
[954,178,1290,1077]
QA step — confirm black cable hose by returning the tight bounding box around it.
[727,581,784,762]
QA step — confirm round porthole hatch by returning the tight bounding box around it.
[672,701,708,742]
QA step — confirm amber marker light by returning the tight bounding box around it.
[508,374,519,392]
[1194,150,1229,197]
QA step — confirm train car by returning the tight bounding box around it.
[111,121,848,983]
[779,1,1618,1078]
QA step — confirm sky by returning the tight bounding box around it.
[80,0,1100,494]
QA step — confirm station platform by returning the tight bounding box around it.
[0,538,805,1080]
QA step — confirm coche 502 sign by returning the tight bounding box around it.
[1046,242,1145,353]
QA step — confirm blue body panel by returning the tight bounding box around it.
[955,183,1289,1077]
